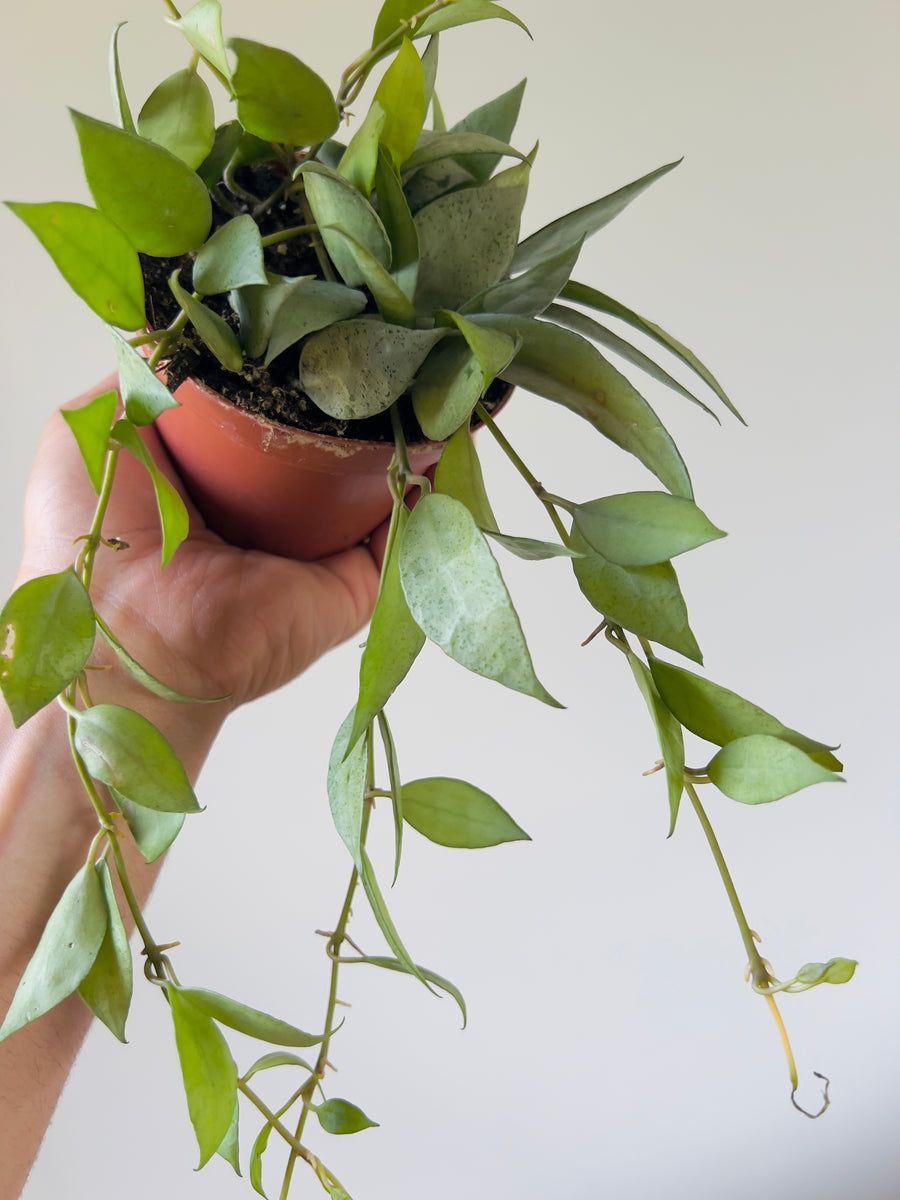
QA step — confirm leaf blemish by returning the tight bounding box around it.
[2,623,15,661]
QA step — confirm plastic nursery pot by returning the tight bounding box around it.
[154,375,448,562]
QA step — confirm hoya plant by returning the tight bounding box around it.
[1,0,854,1196]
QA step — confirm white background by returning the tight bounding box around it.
[1,1,898,1197]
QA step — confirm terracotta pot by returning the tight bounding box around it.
[155,376,446,561]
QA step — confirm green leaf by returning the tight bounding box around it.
[647,657,843,771]
[573,492,725,566]
[512,160,681,274]
[485,532,581,560]
[196,120,244,187]
[298,320,445,419]
[338,99,386,195]
[169,271,243,371]
[137,68,216,168]
[412,338,485,440]
[479,315,693,499]
[402,130,526,175]
[402,777,529,848]
[117,795,185,863]
[233,273,308,359]
[372,37,425,168]
[216,1099,242,1177]
[400,492,561,704]
[95,614,223,705]
[171,0,231,79]
[300,162,391,288]
[77,861,133,1042]
[352,955,467,1026]
[177,986,323,1047]
[167,985,237,1169]
[327,712,367,871]
[785,958,858,990]
[193,215,267,294]
[350,506,425,746]
[111,417,189,566]
[241,1051,315,1082]
[373,147,419,299]
[415,2,530,41]
[249,1118,273,1198]
[371,0,430,48]
[230,38,339,145]
[413,176,528,312]
[441,309,517,383]
[0,570,95,727]
[263,279,367,365]
[464,238,583,317]
[7,201,145,329]
[561,281,743,422]
[61,388,118,492]
[378,710,405,883]
[315,1098,378,1135]
[448,78,527,183]
[0,862,107,1042]
[544,302,718,419]
[621,647,685,836]
[74,703,201,813]
[108,23,134,132]
[571,527,702,663]
[71,110,211,256]
[434,424,499,531]
[110,331,179,425]
[323,226,417,326]
[706,735,843,804]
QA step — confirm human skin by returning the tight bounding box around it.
[0,379,382,1199]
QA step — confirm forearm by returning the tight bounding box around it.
[0,673,226,1199]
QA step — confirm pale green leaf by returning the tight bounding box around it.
[117,794,185,863]
[350,506,425,746]
[448,78,527,183]
[484,532,580,560]
[647,657,843,771]
[316,1098,378,1135]
[373,147,419,298]
[0,570,95,727]
[71,110,211,256]
[178,986,323,1047]
[573,492,725,566]
[77,860,133,1042]
[561,280,743,422]
[230,38,339,145]
[108,23,134,132]
[434,424,499,531]
[327,711,367,871]
[298,319,445,419]
[74,703,201,813]
[95,614,224,705]
[543,302,717,419]
[167,985,237,1168]
[373,37,425,168]
[300,161,391,288]
[171,0,231,81]
[241,1051,315,1082]
[169,271,243,372]
[110,330,179,425]
[402,130,525,175]
[512,160,681,274]
[706,735,843,804]
[478,315,693,499]
[400,493,561,704]
[412,337,485,440]
[413,177,527,312]
[137,68,216,168]
[463,238,583,317]
[263,279,367,365]
[352,955,467,1025]
[216,1099,241,1177]
[322,226,417,325]
[193,215,267,294]
[571,527,702,663]
[0,862,107,1041]
[402,776,529,847]
[7,201,146,329]
[249,1119,273,1197]
[111,417,189,566]
[61,388,118,493]
[338,99,386,195]
[378,710,404,883]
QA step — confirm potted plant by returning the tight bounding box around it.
[0,1,856,1196]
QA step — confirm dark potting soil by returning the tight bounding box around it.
[143,164,509,444]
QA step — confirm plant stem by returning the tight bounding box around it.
[336,0,452,111]
[474,402,570,544]
[259,223,318,248]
